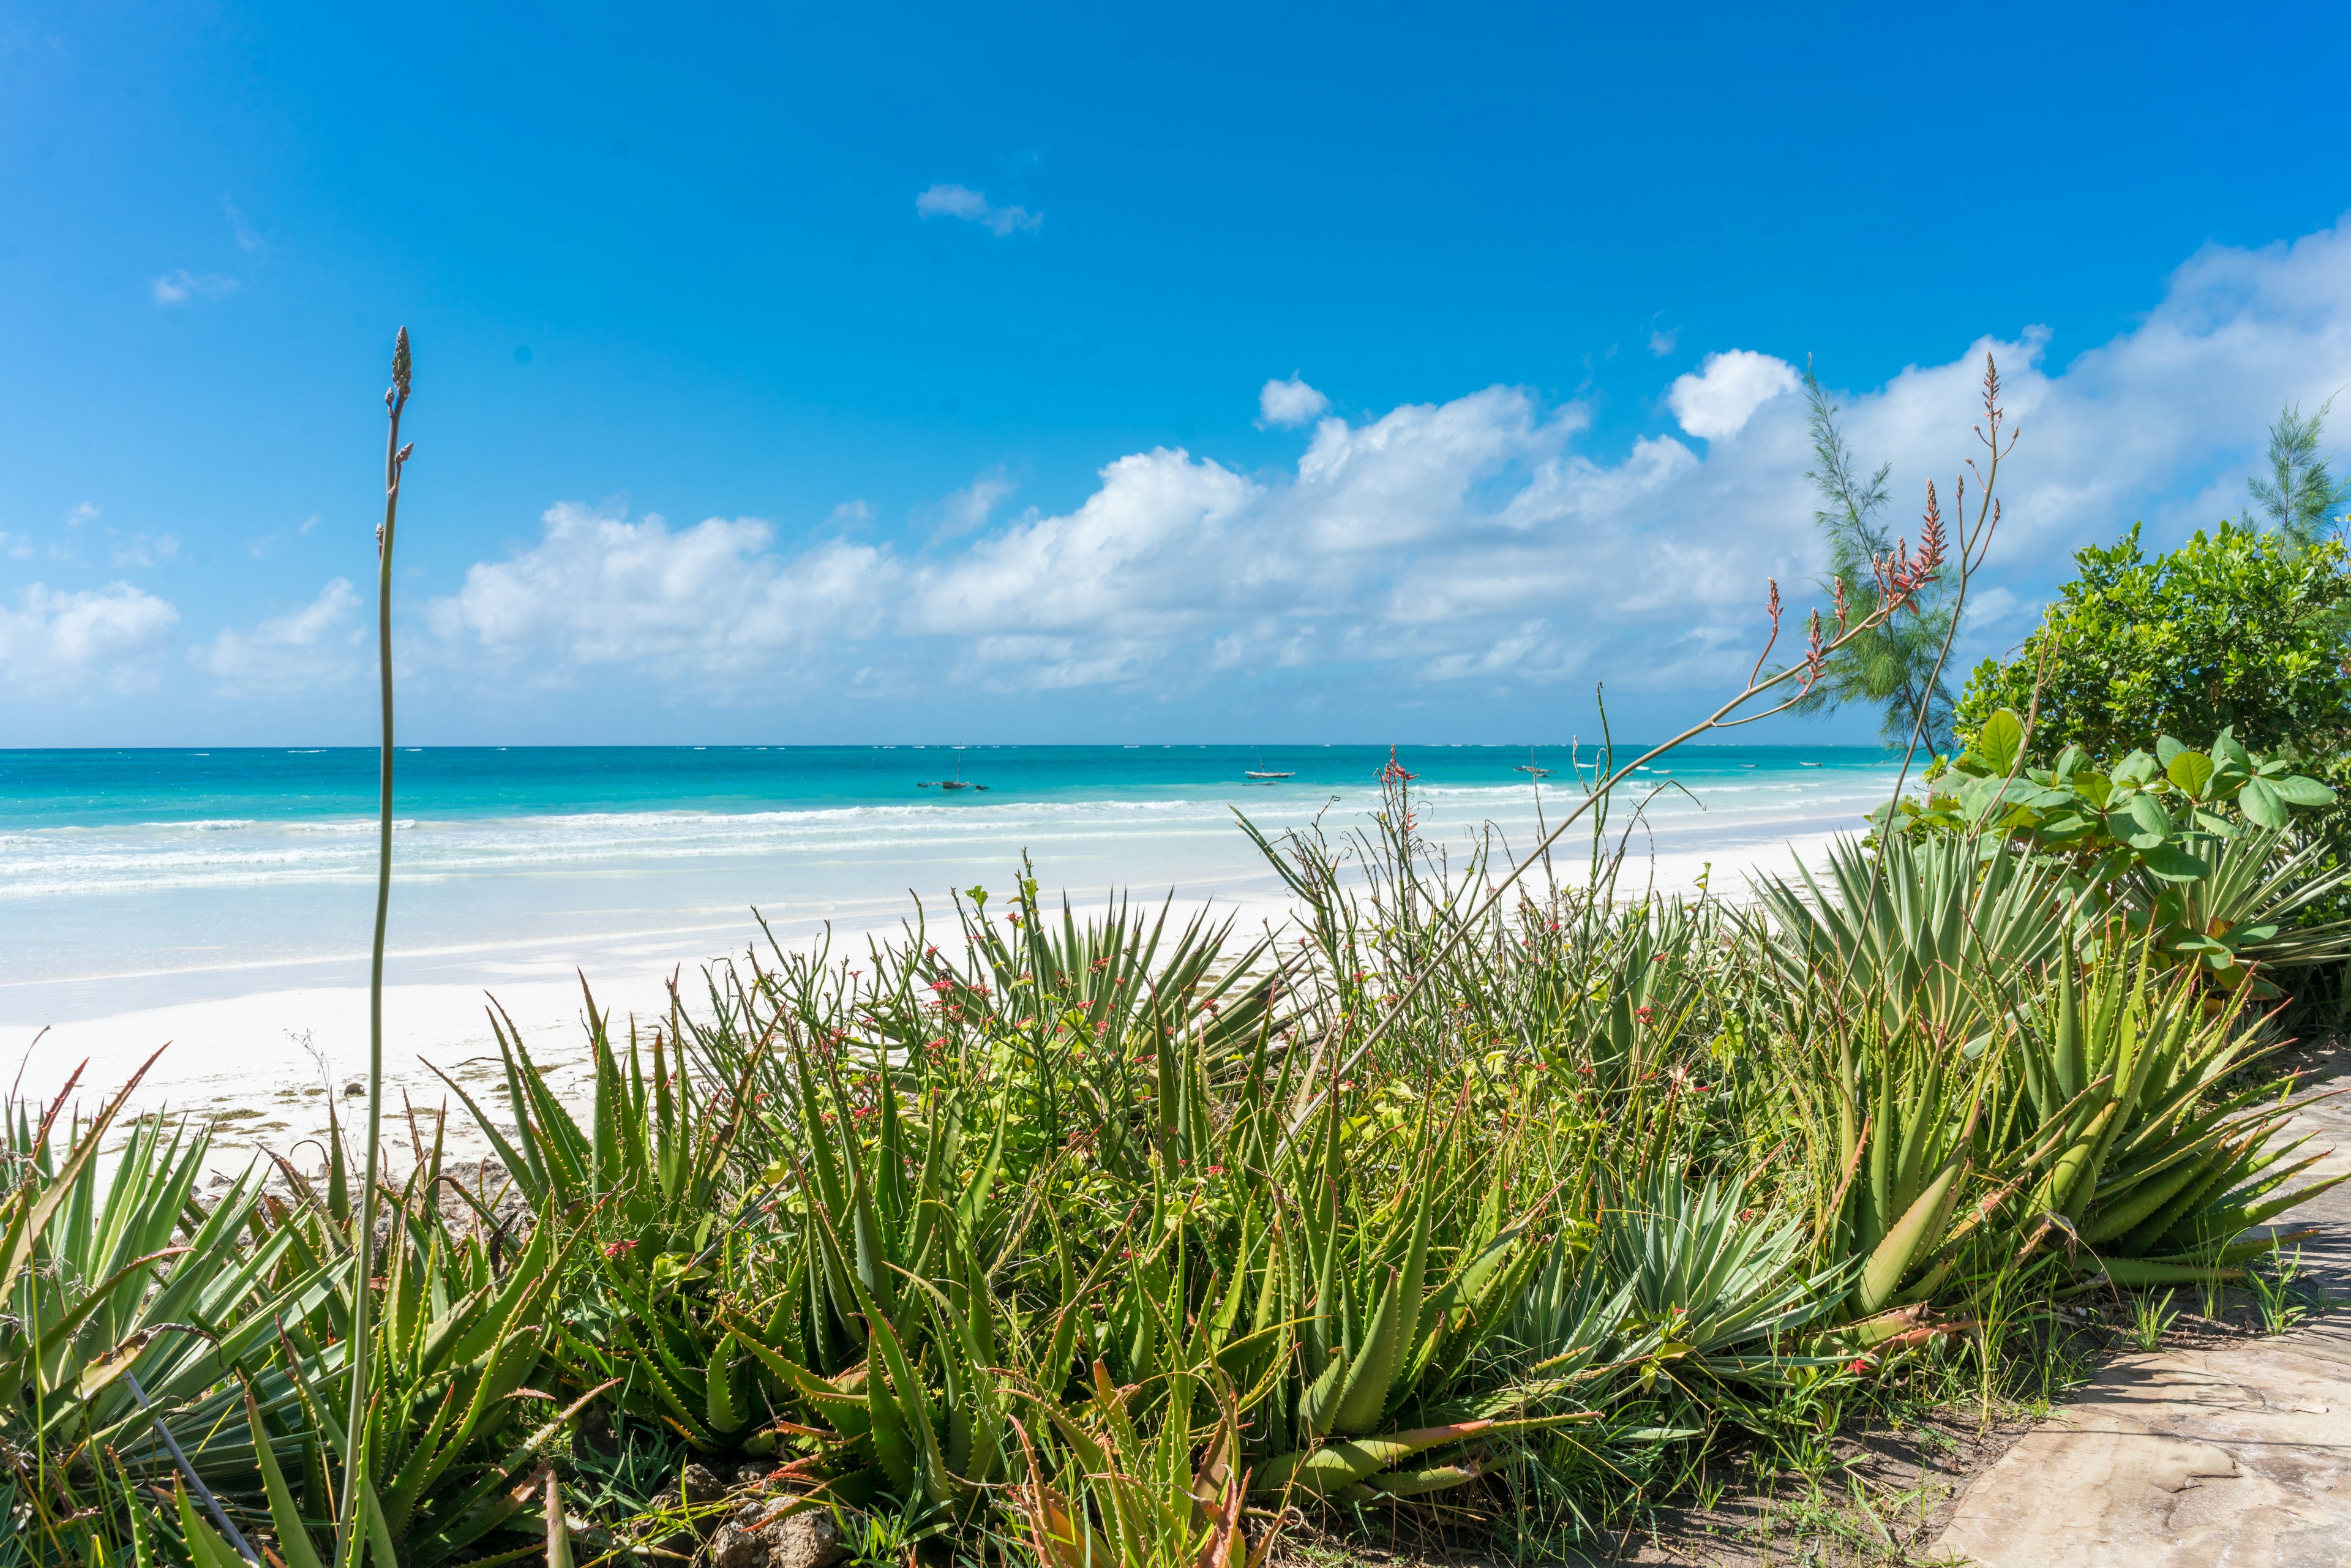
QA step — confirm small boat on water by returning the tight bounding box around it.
[1515,747,1553,779]
[1245,756,1294,781]
[924,751,980,790]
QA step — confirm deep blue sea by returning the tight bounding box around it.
[0,744,1903,1018]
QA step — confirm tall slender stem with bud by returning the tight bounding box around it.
[340,328,413,1556]
[1296,366,2008,1124]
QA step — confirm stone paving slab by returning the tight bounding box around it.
[1935,1062,2351,1567]
[1934,1321,2351,1566]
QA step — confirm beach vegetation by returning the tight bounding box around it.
[1793,366,1961,756]
[1877,710,2351,992]
[2247,397,2350,553]
[1954,520,2351,764]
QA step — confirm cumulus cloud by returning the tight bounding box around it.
[198,578,363,693]
[915,184,1041,236]
[1258,375,1330,429]
[0,582,179,692]
[151,270,238,306]
[425,503,893,684]
[1667,349,1802,440]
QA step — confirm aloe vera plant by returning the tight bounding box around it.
[2006,947,2349,1281]
[6,1109,334,1487]
[1782,1003,2025,1334]
[249,1155,603,1568]
[1014,1362,1272,1568]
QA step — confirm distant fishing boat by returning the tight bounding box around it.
[1244,756,1294,782]
[927,751,977,790]
[1801,761,1821,768]
[1515,747,1552,779]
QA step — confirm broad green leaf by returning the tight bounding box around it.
[2120,793,2173,849]
[2137,842,2210,883]
[2271,774,2336,807]
[2164,751,2215,800]
[2155,735,2187,767]
[2213,729,2252,771]
[2112,749,2159,787]
[2238,776,2289,830]
[2073,771,2113,809]
[1973,710,2025,776]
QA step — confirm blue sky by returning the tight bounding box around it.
[6,1,2351,746]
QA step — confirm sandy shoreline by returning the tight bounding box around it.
[2,831,1840,1177]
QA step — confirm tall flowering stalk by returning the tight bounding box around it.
[1305,358,2012,1111]
[340,328,413,1558]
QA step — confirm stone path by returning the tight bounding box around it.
[1934,1051,2351,1567]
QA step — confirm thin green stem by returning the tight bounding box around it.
[339,329,410,1559]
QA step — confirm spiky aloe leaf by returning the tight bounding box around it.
[246,1389,326,1568]
[705,1334,746,1436]
[1297,1345,1351,1441]
[1853,1155,1964,1318]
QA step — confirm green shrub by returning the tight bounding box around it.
[1954,522,2351,762]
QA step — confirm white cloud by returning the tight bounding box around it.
[425,503,893,685]
[912,449,1261,638]
[65,501,99,527]
[1667,349,1802,440]
[110,533,179,568]
[151,270,238,306]
[1258,375,1330,429]
[930,471,1016,538]
[403,214,2351,714]
[915,184,1042,237]
[0,582,179,692]
[198,578,363,694]
[225,200,264,252]
[0,531,32,561]
[1649,327,1679,357]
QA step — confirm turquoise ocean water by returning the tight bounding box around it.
[0,744,1903,1019]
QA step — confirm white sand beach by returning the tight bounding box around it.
[1,827,1844,1180]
